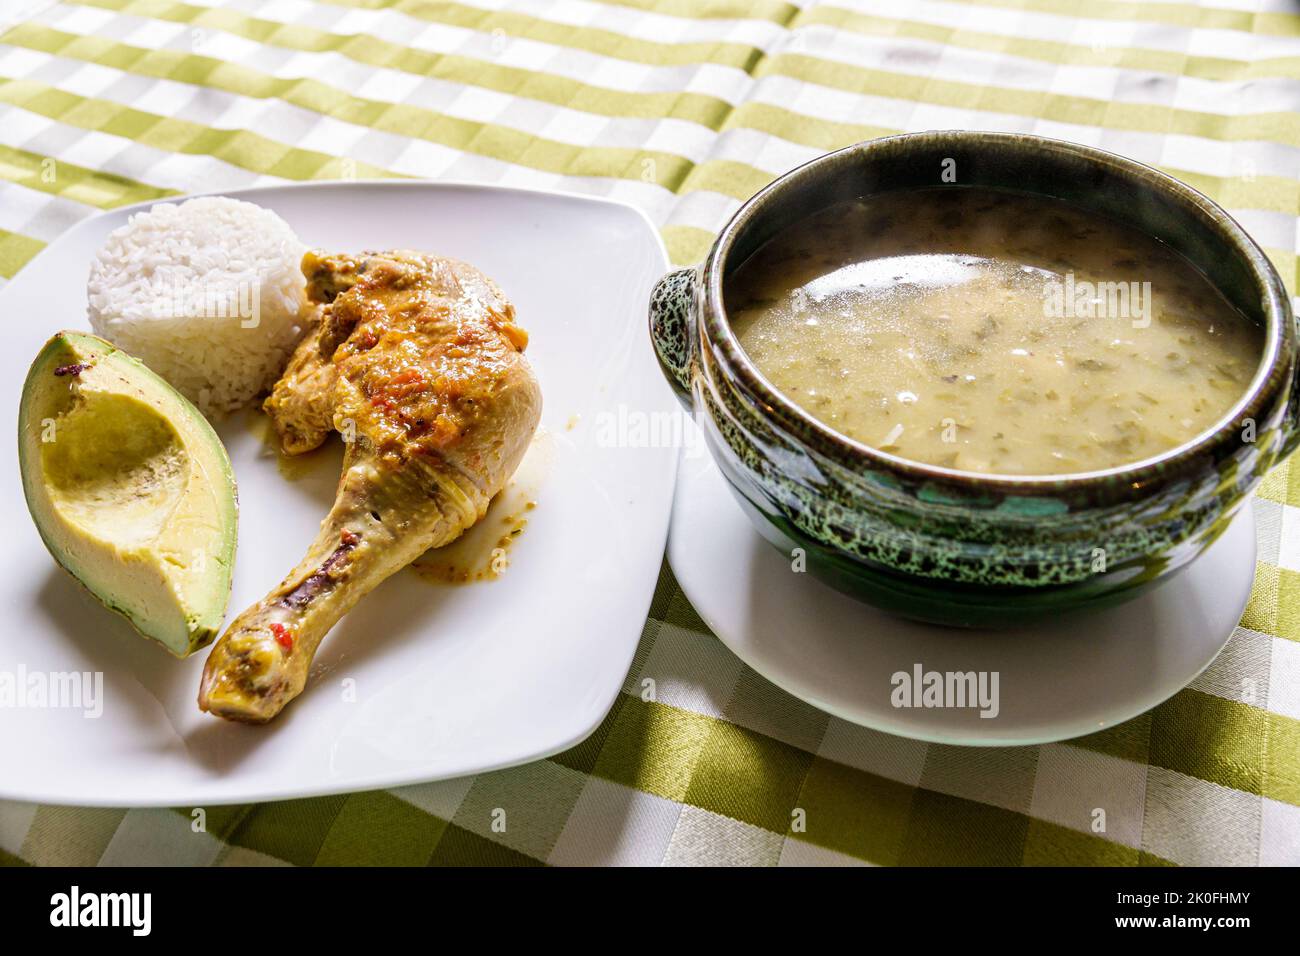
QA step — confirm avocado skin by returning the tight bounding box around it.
[18,331,239,657]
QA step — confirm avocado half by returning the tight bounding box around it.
[18,331,238,657]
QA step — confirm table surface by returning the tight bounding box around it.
[1,0,1299,867]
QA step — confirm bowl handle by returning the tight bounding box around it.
[648,267,698,411]
[1282,365,1300,463]
[1276,303,1300,461]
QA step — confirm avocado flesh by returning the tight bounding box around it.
[18,331,238,657]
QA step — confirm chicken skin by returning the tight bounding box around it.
[199,250,542,723]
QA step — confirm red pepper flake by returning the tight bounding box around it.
[341,530,360,546]
[270,623,294,652]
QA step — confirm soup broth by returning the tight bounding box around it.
[727,188,1261,476]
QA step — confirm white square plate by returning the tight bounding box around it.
[0,181,676,806]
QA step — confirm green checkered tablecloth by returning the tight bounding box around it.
[1,0,1299,867]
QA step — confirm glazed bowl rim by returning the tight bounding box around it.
[701,130,1292,491]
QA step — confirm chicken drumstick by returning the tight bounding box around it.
[199,250,542,723]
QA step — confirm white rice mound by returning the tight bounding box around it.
[87,196,309,417]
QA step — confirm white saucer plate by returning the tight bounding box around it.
[668,438,1255,746]
[0,181,678,806]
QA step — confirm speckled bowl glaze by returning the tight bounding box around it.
[650,131,1300,627]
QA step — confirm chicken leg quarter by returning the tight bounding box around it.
[199,250,542,723]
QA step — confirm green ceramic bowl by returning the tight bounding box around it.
[649,131,1299,627]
